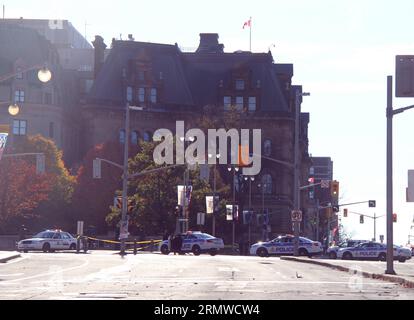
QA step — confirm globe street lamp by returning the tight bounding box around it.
[7,103,19,116]
[37,67,52,83]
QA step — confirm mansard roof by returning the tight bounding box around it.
[87,35,295,112]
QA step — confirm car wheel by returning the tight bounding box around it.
[257,248,269,257]
[42,243,51,253]
[329,252,337,259]
[379,253,386,261]
[160,244,170,255]
[209,249,218,256]
[69,243,76,250]
[192,245,201,256]
[298,248,308,257]
[342,252,353,260]
[398,257,406,263]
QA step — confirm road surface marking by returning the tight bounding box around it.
[0,259,89,284]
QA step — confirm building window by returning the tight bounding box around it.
[235,79,245,90]
[49,122,54,138]
[138,88,145,103]
[131,131,139,145]
[119,129,126,144]
[13,120,27,136]
[150,88,157,104]
[223,96,231,110]
[262,174,272,194]
[16,67,23,79]
[126,86,133,102]
[14,90,25,103]
[248,97,256,111]
[309,167,315,175]
[44,93,52,105]
[143,131,152,142]
[264,139,272,157]
[138,71,145,81]
[235,96,244,111]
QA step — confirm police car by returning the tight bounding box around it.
[17,230,78,253]
[250,235,323,257]
[327,239,368,259]
[159,232,224,256]
[337,241,412,263]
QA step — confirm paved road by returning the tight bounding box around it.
[0,251,413,300]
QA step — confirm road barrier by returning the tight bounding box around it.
[83,236,162,254]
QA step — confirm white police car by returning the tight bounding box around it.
[17,230,78,253]
[250,235,323,257]
[160,231,224,256]
[327,239,368,259]
[337,241,412,263]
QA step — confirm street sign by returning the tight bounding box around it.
[197,212,205,225]
[396,55,414,97]
[226,205,233,221]
[321,180,330,188]
[93,159,101,179]
[408,170,414,202]
[206,196,219,214]
[119,217,129,240]
[77,221,84,236]
[291,210,302,222]
[369,200,376,208]
[36,154,45,174]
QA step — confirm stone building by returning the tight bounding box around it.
[83,33,312,238]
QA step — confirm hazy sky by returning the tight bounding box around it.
[3,0,414,244]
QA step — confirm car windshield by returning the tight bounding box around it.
[33,231,55,239]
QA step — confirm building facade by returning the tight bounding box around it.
[83,33,312,238]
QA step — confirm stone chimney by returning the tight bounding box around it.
[196,33,224,54]
[92,35,107,79]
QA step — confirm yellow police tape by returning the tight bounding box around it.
[84,236,162,246]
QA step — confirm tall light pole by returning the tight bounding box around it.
[244,176,255,247]
[120,102,130,255]
[293,89,310,256]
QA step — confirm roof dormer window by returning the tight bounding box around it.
[235,79,245,90]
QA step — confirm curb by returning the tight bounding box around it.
[280,256,414,289]
[0,253,21,263]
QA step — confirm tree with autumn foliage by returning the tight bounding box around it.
[72,141,139,234]
[0,158,54,233]
[7,135,76,232]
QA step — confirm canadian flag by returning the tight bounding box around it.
[243,18,251,29]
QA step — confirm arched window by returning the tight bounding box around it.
[119,129,126,144]
[264,139,272,157]
[143,131,152,142]
[262,174,272,194]
[131,131,139,145]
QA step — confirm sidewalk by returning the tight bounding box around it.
[0,251,21,263]
[281,256,414,288]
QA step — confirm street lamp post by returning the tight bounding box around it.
[244,176,255,247]
[120,102,130,256]
[293,89,310,256]
[228,166,239,253]
[386,75,414,274]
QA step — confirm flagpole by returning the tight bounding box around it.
[249,16,252,52]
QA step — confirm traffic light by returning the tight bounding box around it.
[393,213,397,223]
[331,180,339,198]
[343,208,348,217]
[360,215,364,224]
